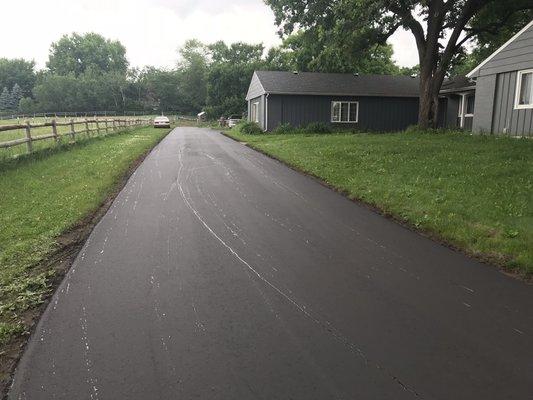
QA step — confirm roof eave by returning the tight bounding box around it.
[439,85,476,94]
[466,19,533,78]
[263,91,420,98]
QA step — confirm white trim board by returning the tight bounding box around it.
[467,19,533,78]
[514,68,533,109]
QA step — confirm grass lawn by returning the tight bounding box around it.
[0,116,156,159]
[226,128,533,276]
[0,126,170,351]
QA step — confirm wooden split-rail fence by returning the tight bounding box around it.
[0,117,152,154]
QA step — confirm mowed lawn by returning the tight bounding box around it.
[0,127,169,348]
[227,129,533,275]
[0,117,155,159]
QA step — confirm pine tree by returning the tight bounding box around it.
[10,83,23,110]
[0,87,10,111]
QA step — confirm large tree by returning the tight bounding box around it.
[265,0,533,128]
[176,40,209,113]
[0,58,36,97]
[47,33,128,76]
[267,30,400,75]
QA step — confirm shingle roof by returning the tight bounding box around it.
[249,70,420,99]
[440,76,476,93]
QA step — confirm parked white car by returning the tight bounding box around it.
[153,116,171,128]
[226,115,242,128]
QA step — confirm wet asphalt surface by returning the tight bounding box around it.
[9,127,533,399]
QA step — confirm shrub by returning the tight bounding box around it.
[239,121,263,135]
[304,122,332,134]
[272,123,297,134]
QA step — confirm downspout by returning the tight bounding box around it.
[265,93,269,132]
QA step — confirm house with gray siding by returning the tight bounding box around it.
[451,19,533,136]
[438,76,476,131]
[246,71,420,132]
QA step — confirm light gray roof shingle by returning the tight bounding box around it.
[247,70,420,100]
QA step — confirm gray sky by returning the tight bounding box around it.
[1,0,418,70]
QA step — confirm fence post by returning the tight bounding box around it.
[69,119,75,141]
[96,118,100,135]
[85,118,89,136]
[25,120,33,154]
[51,119,59,142]
[105,119,109,133]
[113,119,116,131]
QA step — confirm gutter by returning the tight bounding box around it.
[265,93,269,132]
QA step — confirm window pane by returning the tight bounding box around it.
[466,95,475,114]
[519,72,532,105]
[332,102,340,122]
[349,102,358,122]
[341,102,349,122]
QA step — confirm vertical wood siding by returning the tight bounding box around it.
[492,71,533,136]
[266,95,418,132]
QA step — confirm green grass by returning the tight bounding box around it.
[0,117,156,159]
[0,126,170,348]
[226,128,533,275]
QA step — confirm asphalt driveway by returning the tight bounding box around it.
[9,127,533,399]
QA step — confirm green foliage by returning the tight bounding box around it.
[18,97,36,113]
[0,58,36,97]
[238,121,263,134]
[226,129,533,275]
[47,33,128,76]
[0,126,170,349]
[272,123,297,134]
[265,31,400,74]
[451,9,533,76]
[9,83,23,110]
[205,42,266,118]
[177,40,209,113]
[0,87,10,111]
[304,122,332,134]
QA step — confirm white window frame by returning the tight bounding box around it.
[458,92,475,128]
[251,101,259,123]
[331,101,359,123]
[514,69,533,110]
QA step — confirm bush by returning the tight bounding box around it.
[239,121,263,135]
[272,123,297,134]
[304,122,332,134]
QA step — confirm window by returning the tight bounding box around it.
[515,69,533,109]
[251,102,259,123]
[457,93,475,128]
[465,94,475,116]
[331,101,358,123]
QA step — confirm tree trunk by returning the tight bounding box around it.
[418,71,443,129]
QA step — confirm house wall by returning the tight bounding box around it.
[247,95,266,130]
[439,95,461,129]
[475,23,533,77]
[491,71,533,136]
[266,94,419,132]
[471,22,533,136]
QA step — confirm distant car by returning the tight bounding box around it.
[226,115,242,128]
[153,116,171,128]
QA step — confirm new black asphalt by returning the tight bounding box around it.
[9,127,533,399]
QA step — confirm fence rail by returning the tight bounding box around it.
[0,117,152,155]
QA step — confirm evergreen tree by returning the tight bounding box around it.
[10,83,23,110]
[0,87,10,111]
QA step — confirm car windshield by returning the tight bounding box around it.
[155,117,169,121]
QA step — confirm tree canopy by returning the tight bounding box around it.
[47,33,128,76]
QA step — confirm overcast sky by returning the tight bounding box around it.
[0,0,419,70]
